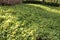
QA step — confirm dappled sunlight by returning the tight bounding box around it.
[27,4,60,14]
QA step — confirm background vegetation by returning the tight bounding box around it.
[23,0,60,4]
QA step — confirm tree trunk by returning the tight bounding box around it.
[43,0,45,2]
[56,0,58,3]
[0,0,22,5]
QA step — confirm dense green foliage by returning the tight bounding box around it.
[0,4,60,40]
[24,0,60,4]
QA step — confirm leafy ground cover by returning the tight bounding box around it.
[0,4,60,40]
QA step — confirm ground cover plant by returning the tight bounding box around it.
[0,4,60,40]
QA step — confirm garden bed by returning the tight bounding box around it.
[0,4,60,40]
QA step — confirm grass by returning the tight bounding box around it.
[0,4,60,40]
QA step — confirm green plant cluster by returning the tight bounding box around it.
[0,4,60,40]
